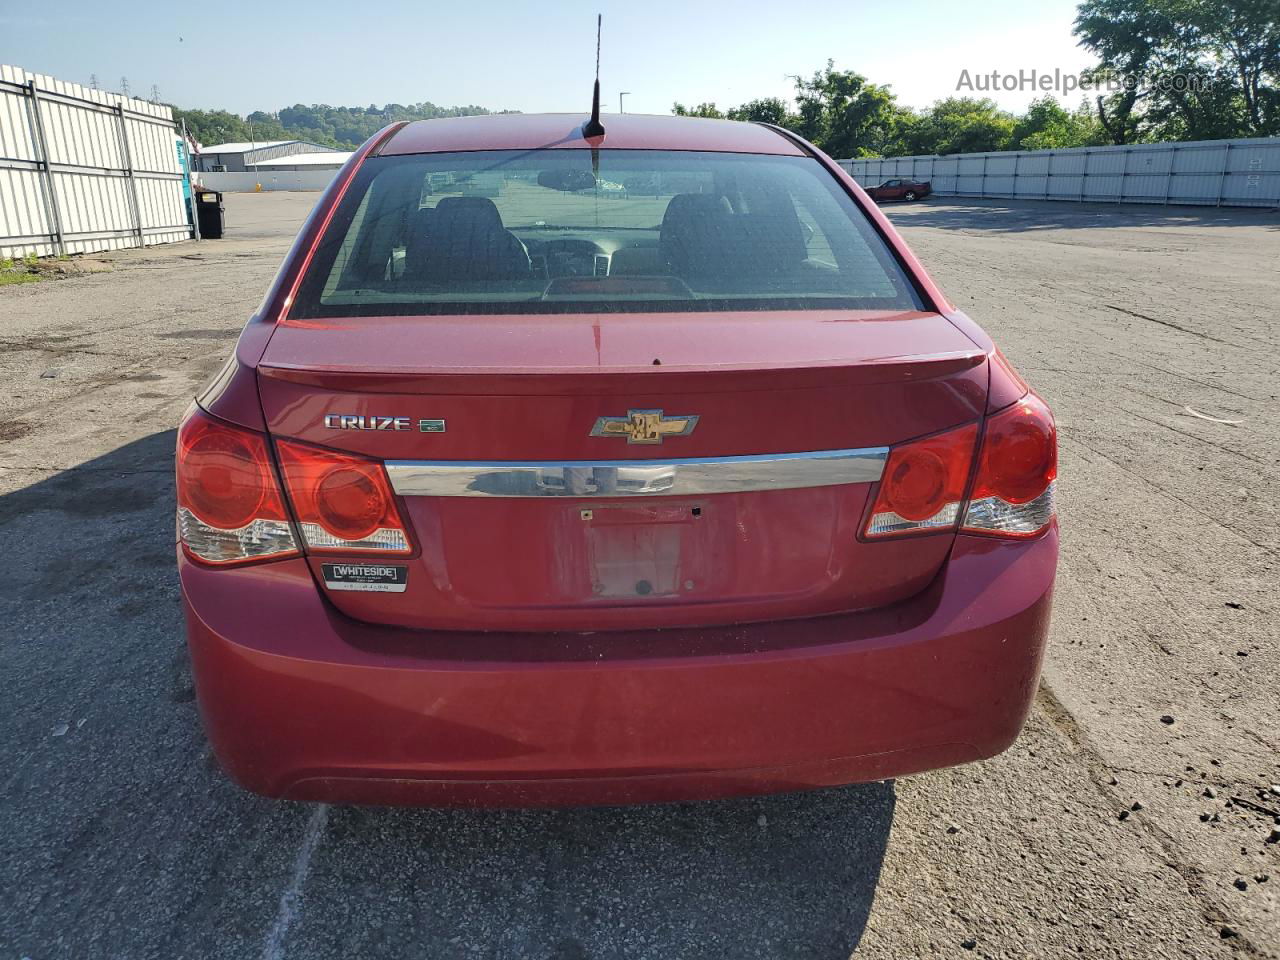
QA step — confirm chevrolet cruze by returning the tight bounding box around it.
[177,113,1058,806]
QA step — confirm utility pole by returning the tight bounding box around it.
[619,91,630,113]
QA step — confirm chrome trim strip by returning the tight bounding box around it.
[386,447,888,498]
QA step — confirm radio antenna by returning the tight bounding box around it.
[583,14,605,138]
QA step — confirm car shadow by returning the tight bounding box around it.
[297,786,895,959]
[879,196,1280,233]
[0,429,895,960]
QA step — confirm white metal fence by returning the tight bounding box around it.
[839,136,1280,208]
[0,65,193,258]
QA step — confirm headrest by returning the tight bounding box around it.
[660,192,806,284]
[662,193,734,224]
[659,194,733,276]
[433,196,506,232]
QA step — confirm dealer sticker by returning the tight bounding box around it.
[321,563,408,593]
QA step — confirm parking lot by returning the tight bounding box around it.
[1,192,1277,959]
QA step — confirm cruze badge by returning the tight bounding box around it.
[590,409,699,445]
[324,415,445,433]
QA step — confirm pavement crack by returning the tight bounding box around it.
[1107,765,1278,794]
[1121,408,1269,468]
[1034,683,1270,957]
[1059,434,1278,558]
[1104,304,1237,347]
[1239,727,1279,754]
[1094,350,1268,404]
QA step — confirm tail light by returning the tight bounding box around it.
[962,393,1056,537]
[176,408,299,565]
[275,439,410,553]
[864,423,978,537]
[864,392,1056,540]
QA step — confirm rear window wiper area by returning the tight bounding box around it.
[514,225,664,235]
[539,276,696,301]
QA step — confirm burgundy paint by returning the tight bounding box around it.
[199,122,407,431]
[256,313,989,632]
[182,529,1055,807]
[378,113,808,157]
[986,347,1032,413]
[180,113,1058,807]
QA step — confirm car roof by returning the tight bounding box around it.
[379,113,808,157]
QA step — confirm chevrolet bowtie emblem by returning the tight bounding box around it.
[590,409,700,445]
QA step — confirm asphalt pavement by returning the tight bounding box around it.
[1,192,1276,959]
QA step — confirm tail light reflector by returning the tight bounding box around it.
[864,423,978,537]
[275,440,410,553]
[864,392,1056,540]
[176,408,299,565]
[962,393,1057,537]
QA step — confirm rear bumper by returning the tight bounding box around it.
[180,529,1056,807]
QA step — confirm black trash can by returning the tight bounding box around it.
[195,190,225,239]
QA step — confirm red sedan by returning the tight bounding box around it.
[177,113,1056,807]
[865,178,932,202]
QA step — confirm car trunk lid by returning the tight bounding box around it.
[258,309,987,631]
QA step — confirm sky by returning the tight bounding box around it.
[2,0,1098,117]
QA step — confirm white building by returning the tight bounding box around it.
[196,140,342,172]
[251,151,354,172]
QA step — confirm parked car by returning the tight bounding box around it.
[177,113,1057,807]
[865,178,932,202]
[536,168,599,192]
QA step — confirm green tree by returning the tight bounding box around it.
[726,97,793,125]
[1172,0,1280,132]
[901,98,1016,155]
[244,111,288,141]
[1074,0,1280,142]
[173,101,502,149]
[172,108,251,146]
[1074,0,1175,142]
[790,61,907,157]
[672,102,726,118]
[1010,97,1106,149]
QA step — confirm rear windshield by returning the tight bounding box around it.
[289,149,924,319]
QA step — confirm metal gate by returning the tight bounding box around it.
[0,64,193,258]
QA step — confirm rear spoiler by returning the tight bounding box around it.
[257,350,986,396]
